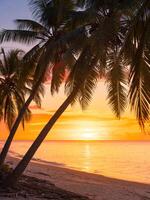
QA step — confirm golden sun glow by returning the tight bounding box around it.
[80,128,96,140]
[79,126,100,140]
[82,134,96,140]
[68,119,110,141]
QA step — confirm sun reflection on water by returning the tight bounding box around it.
[83,144,92,171]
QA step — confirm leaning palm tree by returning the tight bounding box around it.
[0,48,44,166]
[0,0,78,166]
[0,48,31,165]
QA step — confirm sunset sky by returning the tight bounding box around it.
[0,0,150,141]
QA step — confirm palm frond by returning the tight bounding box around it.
[79,64,99,109]
[22,108,32,129]
[6,49,24,74]
[29,0,50,21]
[129,57,150,128]
[66,46,99,109]
[33,83,45,107]
[0,48,8,74]
[32,39,55,82]
[68,9,98,29]
[123,0,150,60]
[124,0,150,127]
[129,39,150,128]
[0,29,40,44]
[23,43,42,62]
[29,0,75,27]
[50,49,76,95]
[107,53,127,118]
[51,61,66,95]
[20,44,45,86]
[15,19,48,33]
[76,0,142,10]
[3,95,16,130]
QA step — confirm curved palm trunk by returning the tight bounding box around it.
[3,89,77,187]
[0,77,43,166]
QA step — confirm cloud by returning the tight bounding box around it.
[29,105,41,110]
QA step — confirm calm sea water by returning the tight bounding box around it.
[1,141,150,184]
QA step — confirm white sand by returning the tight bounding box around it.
[3,153,150,200]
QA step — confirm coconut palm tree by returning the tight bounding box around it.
[1,0,150,187]
[0,48,44,166]
[0,0,79,166]
[0,48,31,130]
[0,48,32,165]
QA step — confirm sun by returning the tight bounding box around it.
[69,120,109,141]
[82,133,94,140]
[81,127,98,140]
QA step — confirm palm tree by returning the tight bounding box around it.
[0,48,44,166]
[0,0,78,166]
[0,48,31,130]
[0,48,32,165]
[1,0,150,186]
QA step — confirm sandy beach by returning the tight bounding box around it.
[1,151,149,200]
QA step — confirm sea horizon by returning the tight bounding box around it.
[1,139,150,142]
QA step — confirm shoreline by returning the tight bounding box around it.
[2,152,150,200]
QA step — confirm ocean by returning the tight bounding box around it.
[1,140,150,184]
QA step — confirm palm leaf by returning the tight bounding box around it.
[3,95,16,130]
[66,46,99,109]
[51,61,66,95]
[125,0,150,127]
[0,29,40,44]
[15,19,48,33]
[129,36,150,127]
[107,53,127,118]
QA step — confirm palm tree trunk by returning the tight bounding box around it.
[0,77,43,166]
[3,89,77,187]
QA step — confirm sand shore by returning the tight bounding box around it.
[1,152,150,200]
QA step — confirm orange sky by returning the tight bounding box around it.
[0,2,149,141]
[0,82,150,141]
